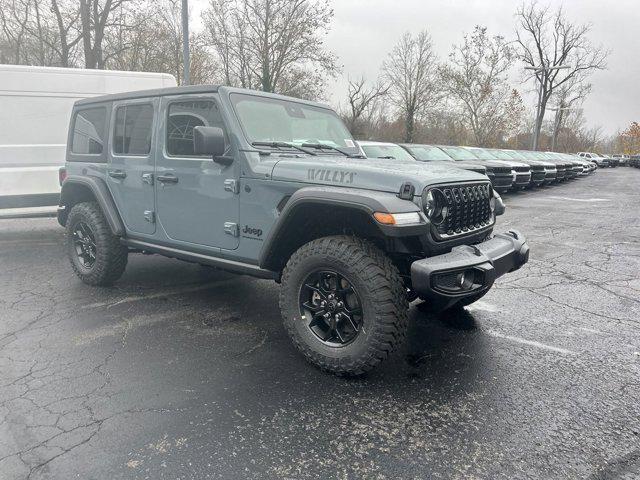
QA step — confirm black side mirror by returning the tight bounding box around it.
[193,126,232,165]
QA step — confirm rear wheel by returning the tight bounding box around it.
[279,236,408,375]
[66,202,128,286]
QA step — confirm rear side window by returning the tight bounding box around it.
[71,107,106,155]
[166,100,226,157]
[113,104,154,155]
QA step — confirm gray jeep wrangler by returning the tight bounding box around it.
[58,85,529,375]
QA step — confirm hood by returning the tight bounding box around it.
[450,161,487,174]
[472,159,517,169]
[270,155,487,194]
[486,159,530,168]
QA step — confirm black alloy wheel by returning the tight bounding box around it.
[299,270,363,346]
[72,221,97,269]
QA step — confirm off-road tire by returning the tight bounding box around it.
[279,235,409,375]
[66,201,128,286]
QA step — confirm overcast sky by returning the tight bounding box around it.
[194,0,639,134]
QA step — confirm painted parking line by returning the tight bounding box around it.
[465,301,498,313]
[485,329,577,355]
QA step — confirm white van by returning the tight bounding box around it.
[0,65,176,211]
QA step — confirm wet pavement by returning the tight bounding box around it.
[1,168,639,479]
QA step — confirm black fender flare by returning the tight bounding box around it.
[60,175,125,236]
[258,186,426,270]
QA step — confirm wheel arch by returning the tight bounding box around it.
[259,186,425,272]
[59,175,125,236]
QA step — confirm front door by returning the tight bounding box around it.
[155,95,240,250]
[106,99,157,235]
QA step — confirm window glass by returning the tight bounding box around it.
[230,93,358,155]
[439,146,478,161]
[167,100,225,156]
[361,144,414,161]
[409,145,452,161]
[71,107,106,154]
[113,104,153,155]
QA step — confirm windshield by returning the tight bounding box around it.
[360,144,415,161]
[230,93,358,155]
[439,145,479,161]
[465,148,495,160]
[517,150,539,160]
[506,150,528,161]
[488,149,513,160]
[407,145,453,161]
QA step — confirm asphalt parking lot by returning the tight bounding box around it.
[1,168,639,480]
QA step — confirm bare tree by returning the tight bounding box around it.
[515,1,608,149]
[383,31,441,143]
[441,26,517,146]
[106,0,214,84]
[26,0,83,67]
[202,0,339,98]
[343,77,389,137]
[0,0,31,64]
[550,76,590,150]
[79,0,136,69]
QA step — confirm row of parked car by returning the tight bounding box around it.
[356,141,598,193]
[577,152,635,167]
[626,155,640,168]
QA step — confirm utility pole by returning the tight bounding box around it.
[181,0,190,85]
[524,65,570,151]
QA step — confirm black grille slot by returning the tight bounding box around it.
[514,166,530,172]
[432,183,493,239]
[489,166,511,174]
[530,165,545,171]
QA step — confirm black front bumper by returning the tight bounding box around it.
[411,230,529,308]
[488,173,513,191]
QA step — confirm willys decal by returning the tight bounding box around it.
[307,169,357,184]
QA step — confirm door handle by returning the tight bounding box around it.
[108,170,127,179]
[157,174,179,184]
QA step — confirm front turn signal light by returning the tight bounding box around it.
[373,212,422,226]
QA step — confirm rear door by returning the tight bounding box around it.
[154,94,239,250]
[106,98,158,235]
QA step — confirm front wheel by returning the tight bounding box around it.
[279,236,409,375]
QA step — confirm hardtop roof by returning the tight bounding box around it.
[74,84,334,110]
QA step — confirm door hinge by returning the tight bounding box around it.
[224,222,239,237]
[142,173,154,185]
[224,179,239,194]
[143,210,155,223]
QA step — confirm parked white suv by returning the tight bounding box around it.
[577,152,609,168]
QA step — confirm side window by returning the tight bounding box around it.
[71,107,106,155]
[113,104,154,155]
[167,100,225,157]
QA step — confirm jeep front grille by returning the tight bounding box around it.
[514,166,530,173]
[488,166,512,174]
[430,182,493,239]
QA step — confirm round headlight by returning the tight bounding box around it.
[423,189,446,224]
[425,190,437,218]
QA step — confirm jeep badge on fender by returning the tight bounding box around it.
[57,85,529,376]
[242,225,263,237]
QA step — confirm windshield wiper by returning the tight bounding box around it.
[251,141,317,156]
[301,142,363,158]
[376,155,396,160]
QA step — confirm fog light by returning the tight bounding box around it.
[456,270,475,290]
